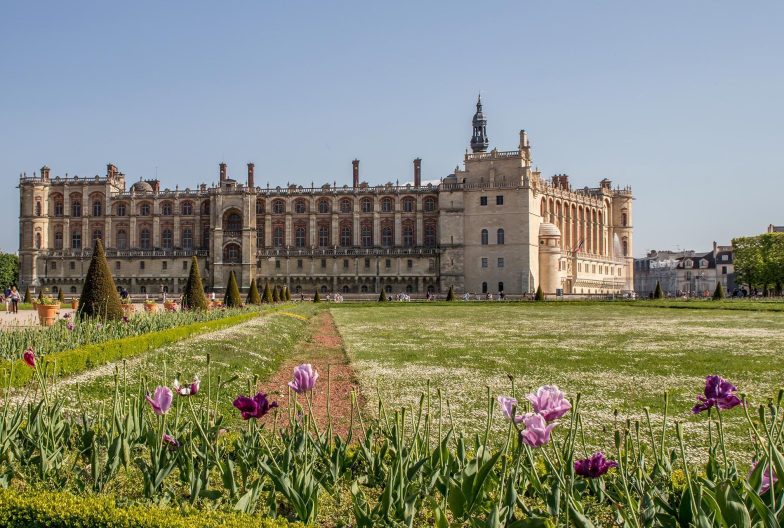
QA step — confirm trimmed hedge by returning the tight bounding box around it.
[0,489,299,528]
[0,310,262,388]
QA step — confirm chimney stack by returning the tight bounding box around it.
[219,162,227,183]
[352,159,359,187]
[247,163,255,188]
[413,158,422,187]
[106,163,117,179]
[41,165,51,180]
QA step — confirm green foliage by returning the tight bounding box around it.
[57,289,65,303]
[283,286,291,302]
[313,290,320,303]
[272,284,280,303]
[182,256,208,310]
[0,253,19,291]
[247,278,261,305]
[77,239,123,320]
[223,271,242,308]
[0,489,298,528]
[654,281,664,299]
[37,289,43,302]
[713,281,725,300]
[378,289,387,302]
[22,286,30,304]
[262,282,273,304]
[446,285,455,301]
[534,285,545,301]
[733,233,784,294]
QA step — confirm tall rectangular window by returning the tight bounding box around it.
[481,257,488,268]
[496,195,504,205]
[480,196,488,206]
[497,257,504,268]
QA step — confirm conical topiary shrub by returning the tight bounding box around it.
[182,256,208,310]
[272,284,280,303]
[313,290,320,303]
[379,289,387,302]
[223,271,242,308]
[712,282,725,300]
[262,282,273,304]
[653,281,664,300]
[246,278,261,305]
[57,289,65,303]
[38,289,44,302]
[283,286,291,302]
[446,285,455,301]
[77,239,124,320]
[23,286,30,304]
[534,285,545,301]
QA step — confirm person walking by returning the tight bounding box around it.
[9,286,20,314]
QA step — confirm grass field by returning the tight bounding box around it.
[331,302,784,461]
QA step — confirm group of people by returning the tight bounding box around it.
[462,291,506,301]
[324,293,344,303]
[2,286,21,313]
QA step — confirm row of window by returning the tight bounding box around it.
[480,228,505,245]
[50,227,206,250]
[480,257,505,269]
[266,257,436,272]
[50,259,193,272]
[44,200,203,218]
[479,195,504,206]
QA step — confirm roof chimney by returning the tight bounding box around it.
[352,159,359,188]
[247,163,255,188]
[413,158,421,187]
[219,162,227,183]
[41,165,51,180]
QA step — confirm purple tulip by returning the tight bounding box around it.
[497,395,524,423]
[122,316,130,324]
[63,312,71,319]
[163,433,180,448]
[526,385,572,422]
[173,376,200,396]
[520,413,557,448]
[66,322,75,331]
[749,461,778,494]
[23,348,36,368]
[145,386,173,415]
[288,363,319,394]
[233,392,278,420]
[574,452,618,478]
[692,375,742,414]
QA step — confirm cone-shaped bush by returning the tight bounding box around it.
[262,282,273,304]
[23,286,30,304]
[712,282,725,300]
[37,289,44,302]
[182,256,208,310]
[272,284,280,303]
[446,285,455,301]
[246,278,261,305]
[284,286,291,302]
[57,289,65,303]
[223,271,242,308]
[77,239,123,320]
[379,289,387,302]
[534,285,545,301]
[653,281,664,299]
[313,290,320,303]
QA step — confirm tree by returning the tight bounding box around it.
[57,289,65,303]
[262,282,273,304]
[379,289,388,302]
[23,286,30,304]
[272,284,280,303]
[283,286,291,302]
[446,285,455,301]
[713,282,725,300]
[182,256,208,310]
[653,281,664,299]
[534,285,545,301]
[733,233,784,294]
[77,239,124,320]
[313,290,320,303]
[0,253,19,291]
[246,278,261,305]
[224,271,242,308]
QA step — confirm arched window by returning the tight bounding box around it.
[201,201,210,215]
[339,199,352,213]
[318,225,330,247]
[162,229,173,249]
[294,225,306,247]
[161,202,173,216]
[385,285,393,293]
[360,198,373,213]
[317,200,329,214]
[361,223,373,247]
[424,224,436,247]
[381,197,394,212]
[423,197,437,212]
[92,228,102,243]
[140,286,147,294]
[498,282,504,292]
[54,231,63,250]
[34,232,41,249]
[181,201,193,215]
[321,285,328,293]
[70,286,77,294]
[92,201,102,217]
[273,226,284,247]
[340,224,352,247]
[482,282,488,294]
[140,228,151,249]
[255,200,264,215]
[621,212,628,227]
[294,200,307,214]
[272,200,285,214]
[182,228,192,249]
[223,243,241,263]
[54,200,63,217]
[622,238,628,256]
[116,230,127,250]
[402,223,415,247]
[139,203,151,216]
[402,197,415,212]
[381,225,393,247]
[116,203,126,216]
[71,231,81,249]
[35,202,42,216]
[71,200,81,217]
[342,285,350,294]
[481,229,489,245]
[497,228,505,245]
[361,285,368,293]
[226,213,242,231]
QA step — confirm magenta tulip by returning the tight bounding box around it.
[574,452,618,478]
[288,363,319,394]
[497,395,524,423]
[173,376,200,396]
[233,392,278,420]
[520,413,557,447]
[23,348,36,368]
[526,385,572,422]
[749,461,778,494]
[163,434,180,448]
[145,386,173,415]
[692,375,741,414]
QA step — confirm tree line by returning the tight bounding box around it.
[732,232,784,295]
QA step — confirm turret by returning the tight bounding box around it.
[538,223,562,294]
[470,95,489,153]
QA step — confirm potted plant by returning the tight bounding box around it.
[121,297,135,316]
[36,294,59,326]
[163,299,177,312]
[71,298,79,310]
[143,299,157,313]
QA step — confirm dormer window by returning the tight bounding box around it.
[685,259,693,268]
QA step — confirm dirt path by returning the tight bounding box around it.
[258,310,363,438]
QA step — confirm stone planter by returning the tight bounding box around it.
[143,303,157,313]
[71,299,79,310]
[163,301,177,313]
[36,304,59,326]
[121,303,135,317]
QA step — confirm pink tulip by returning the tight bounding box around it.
[163,434,180,448]
[526,385,572,422]
[520,413,557,448]
[497,395,524,423]
[145,386,173,415]
[23,348,36,368]
[749,461,778,494]
[288,363,319,394]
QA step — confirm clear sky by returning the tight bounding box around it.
[2,1,782,256]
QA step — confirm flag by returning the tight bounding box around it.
[572,239,584,255]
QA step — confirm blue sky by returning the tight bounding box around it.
[2,1,782,255]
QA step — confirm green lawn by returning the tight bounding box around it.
[330,302,784,461]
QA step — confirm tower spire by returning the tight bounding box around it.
[470,94,489,153]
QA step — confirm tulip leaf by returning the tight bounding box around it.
[715,481,750,528]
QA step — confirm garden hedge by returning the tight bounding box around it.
[0,489,300,528]
[0,310,261,388]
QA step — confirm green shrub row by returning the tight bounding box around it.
[0,489,299,528]
[0,310,262,388]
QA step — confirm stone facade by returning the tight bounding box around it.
[634,243,735,297]
[17,99,634,297]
